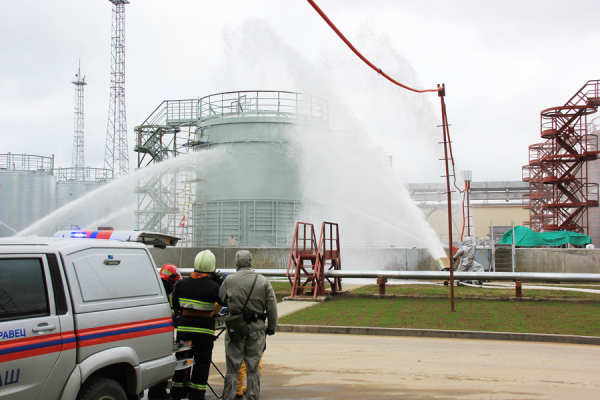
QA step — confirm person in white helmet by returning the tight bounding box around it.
[170,250,225,400]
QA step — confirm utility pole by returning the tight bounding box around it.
[104,0,130,179]
[439,84,455,312]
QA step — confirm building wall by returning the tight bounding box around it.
[149,246,441,272]
[421,206,462,246]
[419,203,529,246]
[588,157,600,246]
[472,205,530,240]
[515,248,600,273]
[148,246,600,274]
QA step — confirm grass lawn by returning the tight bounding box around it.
[279,297,600,336]
[270,281,295,302]
[350,284,600,301]
[274,284,600,336]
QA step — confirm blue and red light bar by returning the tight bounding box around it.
[53,230,180,248]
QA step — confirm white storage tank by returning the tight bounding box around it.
[134,91,329,247]
[194,91,329,247]
[55,167,113,209]
[0,154,57,237]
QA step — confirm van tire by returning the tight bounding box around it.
[78,377,128,400]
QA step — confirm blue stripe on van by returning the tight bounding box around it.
[0,338,63,356]
[77,321,173,342]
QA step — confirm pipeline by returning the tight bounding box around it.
[460,181,470,241]
[481,282,600,295]
[180,268,600,283]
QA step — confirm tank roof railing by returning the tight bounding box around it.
[197,91,329,124]
[138,91,329,130]
[54,167,114,182]
[0,153,54,172]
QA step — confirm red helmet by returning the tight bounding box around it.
[160,264,181,285]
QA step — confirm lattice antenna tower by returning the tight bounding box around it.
[71,61,87,173]
[104,0,130,178]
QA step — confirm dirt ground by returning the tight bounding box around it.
[206,332,600,400]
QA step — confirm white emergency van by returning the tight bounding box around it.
[0,231,179,400]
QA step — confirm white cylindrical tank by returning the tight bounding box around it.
[54,167,113,228]
[0,154,57,237]
[54,167,113,208]
[194,91,329,247]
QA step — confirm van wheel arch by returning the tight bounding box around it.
[77,377,126,400]
[79,363,138,398]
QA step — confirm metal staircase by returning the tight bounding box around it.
[523,80,600,233]
[494,246,513,272]
[286,222,342,299]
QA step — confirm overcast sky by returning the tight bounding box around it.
[1,0,599,183]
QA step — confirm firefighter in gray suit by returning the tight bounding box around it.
[219,250,278,400]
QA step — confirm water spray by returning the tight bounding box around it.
[306,0,460,310]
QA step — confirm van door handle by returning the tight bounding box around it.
[32,324,57,332]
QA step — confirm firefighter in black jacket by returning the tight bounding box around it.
[170,250,225,400]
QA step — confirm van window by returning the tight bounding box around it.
[0,258,49,321]
[71,248,160,302]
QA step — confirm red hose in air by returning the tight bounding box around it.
[306,0,439,94]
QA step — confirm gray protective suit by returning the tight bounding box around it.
[219,251,278,400]
[454,237,484,283]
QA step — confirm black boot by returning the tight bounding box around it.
[147,385,170,400]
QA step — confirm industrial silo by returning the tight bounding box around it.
[0,154,57,237]
[55,167,113,209]
[196,91,328,246]
[134,90,329,247]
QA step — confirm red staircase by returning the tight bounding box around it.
[313,222,342,297]
[523,80,600,233]
[286,221,342,299]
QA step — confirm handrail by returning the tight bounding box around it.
[313,221,342,297]
[0,153,54,172]
[198,91,328,122]
[54,167,114,182]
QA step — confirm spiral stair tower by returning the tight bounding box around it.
[523,80,600,233]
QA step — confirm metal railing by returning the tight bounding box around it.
[584,134,599,154]
[522,165,533,181]
[178,268,600,283]
[586,183,599,204]
[138,91,329,129]
[165,99,198,126]
[528,143,552,163]
[0,153,54,172]
[198,91,329,122]
[54,167,114,182]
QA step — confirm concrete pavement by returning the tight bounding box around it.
[276,300,320,318]
[208,332,600,399]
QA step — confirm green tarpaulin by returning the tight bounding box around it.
[498,226,592,247]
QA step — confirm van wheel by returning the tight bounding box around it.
[78,377,128,400]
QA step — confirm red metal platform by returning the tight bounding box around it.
[286,221,342,299]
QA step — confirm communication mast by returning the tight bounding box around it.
[71,62,86,175]
[104,0,129,179]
